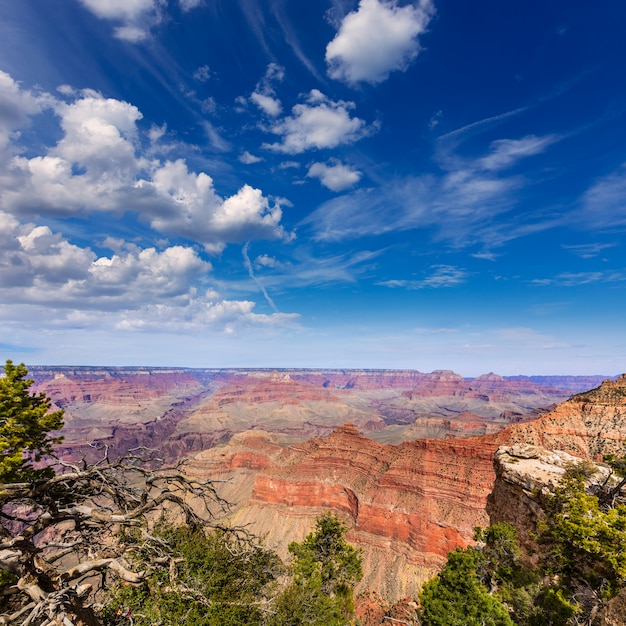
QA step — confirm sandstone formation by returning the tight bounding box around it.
[183,375,626,601]
[486,444,604,555]
[504,374,626,458]
[485,441,626,626]
[186,423,497,600]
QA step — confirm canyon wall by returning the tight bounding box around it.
[184,375,626,601]
[21,366,625,600]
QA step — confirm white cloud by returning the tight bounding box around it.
[278,161,301,169]
[193,65,212,82]
[0,77,292,252]
[114,25,150,42]
[263,90,371,154]
[148,160,294,252]
[378,265,468,290]
[5,94,144,215]
[0,212,205,303]
[78,0,156,20]
[115,298,299,333]
[326,0,434,85]
[561,242,615,259]
[239,151,263,164]
[307,160,362,191]
[0,71,49,148]
[250,63,284,117]
[0,212,298,332]
[179,0,203,11]
[479,135,557,171]
[580,166,626,228]
[304,124,558,246]
[531,271,625,287]
[78,0,162,41]
[250,92,282,117]
[200,121,231,152]
[254,254,283,269]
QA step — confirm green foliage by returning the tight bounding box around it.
[269,512,363,626]
[475,522,526,588]
[528,588,577,626]
[421,461,626,626]
[0,360,64,483]
[102,525,283,626]
[419,547,515,626]
[539,470,626,599]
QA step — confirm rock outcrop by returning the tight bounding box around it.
[504,374,626,458]
[486,444,603,555]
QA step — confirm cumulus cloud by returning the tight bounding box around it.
[148,160,293,252]
[78,0,156,21]
[307,160,362,191]
[0,71,50,148]
[0,76,292,252]
[263,90,372,154]
[115,298,299,333]
[250,92,282,117]
[0,212,206,304]
[0,212,298,332]
[250,63,284,117]
[239,151,263,164]
[326,0,435,85]
[5,93,144,215]
[193,65,212,82]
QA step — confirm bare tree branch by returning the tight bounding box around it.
[0,449,235,626]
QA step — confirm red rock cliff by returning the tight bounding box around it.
[186,375,626,601]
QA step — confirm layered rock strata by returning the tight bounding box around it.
[185,376,626,601]
[27,366,576,462]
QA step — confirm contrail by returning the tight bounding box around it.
[242,242,280,313]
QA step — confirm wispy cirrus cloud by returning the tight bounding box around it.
[325,0,435,85]
[531,271,626,287]
[220,247,383,292]
[377,265,468,290]
[561,242,616,259]
[578,165,626,229]
[304,108,558,247]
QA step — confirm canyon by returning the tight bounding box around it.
[30,366,593,461]
[26,366,624,600]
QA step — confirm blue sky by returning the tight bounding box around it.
[0,0,625,375]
